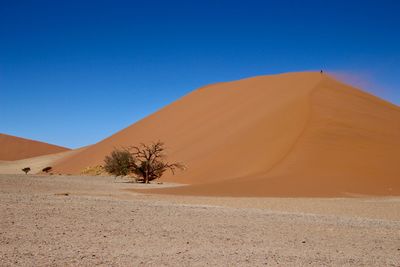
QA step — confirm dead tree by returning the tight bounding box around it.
[129,141,184,183]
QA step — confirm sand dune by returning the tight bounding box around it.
[53,72,400,196]
[0,147,87,175]
[0,133,69,161]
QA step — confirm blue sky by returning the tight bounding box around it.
[1,0,399,148]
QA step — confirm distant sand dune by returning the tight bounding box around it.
[52,72,400,197]
[0,133,69,161]
[0,147,87,175]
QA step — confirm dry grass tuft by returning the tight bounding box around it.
[80,165,106,176]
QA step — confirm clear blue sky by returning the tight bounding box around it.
[1,0,399,148]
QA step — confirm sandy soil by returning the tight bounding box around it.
[1,174,399,266]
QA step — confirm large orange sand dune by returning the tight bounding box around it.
[0,133,70,161]
[53,72,400,196]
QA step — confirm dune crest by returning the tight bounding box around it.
[53,72,400,196]
[0,133,69,161]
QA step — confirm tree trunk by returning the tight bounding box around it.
[145,169,149,184]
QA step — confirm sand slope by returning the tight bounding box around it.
[0,147,87,175]
[53,72,400,196]
[0,133,69,161]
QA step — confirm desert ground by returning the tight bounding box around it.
[1,174,399,266]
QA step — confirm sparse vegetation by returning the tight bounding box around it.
[104,149,134,177]
[81,165,106,176]
[104,141,184,183]
[42,166,52,173]
[22,167,31,175]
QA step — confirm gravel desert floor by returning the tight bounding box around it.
[1,174,399,266]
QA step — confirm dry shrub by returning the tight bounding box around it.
[22,167,31,175]
[81,165,106,176]
[42,166,52,173]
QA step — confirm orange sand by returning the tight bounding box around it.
[53,72,400,196]
[0,133,69,161]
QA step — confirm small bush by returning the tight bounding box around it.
[42,166,52,173]
[22,167,31,175]
[104,149,134,177]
